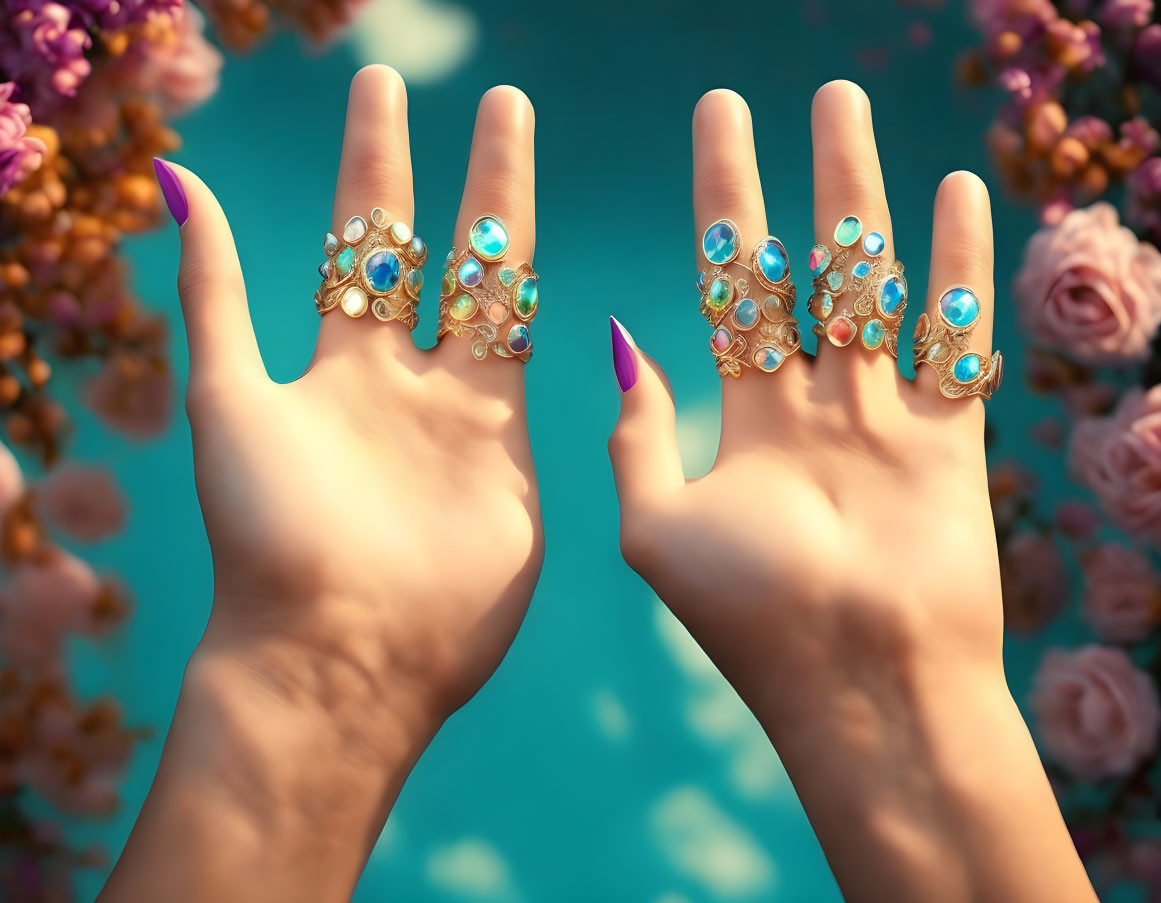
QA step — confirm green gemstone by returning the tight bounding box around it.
[707,277,732,310]
[834,216,863,247]
[469,216,509,261]
[861,319,886,350]
[499,267,516,286]
[336,246,355,277]
[450,293,476,320]
[441,272,456,296]
[514,277,538,318]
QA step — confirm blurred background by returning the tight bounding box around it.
[3,0,1161,900]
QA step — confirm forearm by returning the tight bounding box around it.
[100,623,433,903]
[757,654,1097,903]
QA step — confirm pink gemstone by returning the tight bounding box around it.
[712,327,732,352]
[826,316,856,346]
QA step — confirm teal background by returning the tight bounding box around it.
[59,1,1077,900]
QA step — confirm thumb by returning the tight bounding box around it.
[154,158,263,398]
[607,317,684,521]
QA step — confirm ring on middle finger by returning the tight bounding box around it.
[807,215,907,355]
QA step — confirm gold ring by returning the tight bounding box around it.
[315,209,428,325]
[807,216,906,354]
[913,286,1004,399]
[437,215,538,362]
[698,219,800,376]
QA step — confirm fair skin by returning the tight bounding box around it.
[609,82,1097,903]
[99,66,543,903]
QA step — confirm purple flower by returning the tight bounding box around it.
[0,81,44,195]
[971,0,1057,41]
[0,1,91,113]
[1046,17,1107,71]
[1128,157,1161,241]
[64,0,182,31]
[1134,24,1161,88]
[1099,0,1154,27]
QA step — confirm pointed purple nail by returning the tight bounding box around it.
[610,316,638,392]
[153,157,188,227]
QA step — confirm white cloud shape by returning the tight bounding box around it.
[425,837,520,902]
[650,786,776,898]
[348,0,478,85]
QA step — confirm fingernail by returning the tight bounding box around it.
[153,157,188,227]
[610,316,638,392]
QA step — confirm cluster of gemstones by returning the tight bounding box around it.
[438,215,539,361]
[807,215,906,354]
[316,209,428,325]
[913,286,1005,399]
[697,219,800,377]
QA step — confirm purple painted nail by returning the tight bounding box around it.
[610,316,638,392]
[153,157,188,227]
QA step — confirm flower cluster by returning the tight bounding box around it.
[197,0,370,48]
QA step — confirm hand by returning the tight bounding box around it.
[101,66,542,903]
[608,82,1094,903]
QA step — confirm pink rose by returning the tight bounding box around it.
[1032,645,1161,780]
[1001,532,1068,632]
[1071,386,1161,542]
[148,6,223,116]
[1014,202,1161,365]
[1081,544,1161,643]
[34,463,125,542]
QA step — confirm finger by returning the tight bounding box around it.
[608,317,684,528]
[154,158,264,395]
[810,81,898,384]
[692,90,809,442]
[318,64,415,356]
[914,171,996,410]
[438,86,536,390]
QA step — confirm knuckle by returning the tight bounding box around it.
[697,164,760,218]
[937,236,993,285]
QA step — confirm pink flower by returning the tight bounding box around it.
[971,0,1057,41]
[1081,544,1161,642]
[0,81,44,195]
[1046,18,1106,71]
[1055,499,1100,540]
[1014,203,1161,365]
[1031,645,1161,779]
[1001,532,1068,632]
[34,464,125,542]
[1099,0,1153,27]
[84,355,172,438]
[0,553,100,663]
[1071,386,1161,541]
[1135,24,1161,88]
[147,6,223,116]
[1,1,92,113]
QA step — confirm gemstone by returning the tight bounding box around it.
[343,216,367,244]
[808,244,831,276]
[753,347,785,372]
[371,208,388,227]
[340,285,367,317]
[406,269,423,295]
[954,353,982,382]
[365,250,401,293]
[318,260,333,280]
[458,256,484,288]
[834,216,862,247]
[441,272,456,296]
[324,232,339,256]
[852,261,871,279]
[487,301,508,323]
[449,293,476,320]
[703,220,739,265]
[762,295,783,320]
[515,277,538,318]
[336,246,355,277]
[390,222,412,244]
[734,297,760,328]
[863,232,885,256]
[499,267,516,286]
[411,235,427,262]
[756,238,789,283]
[696,271,706,292]
[445,250,456,266]
[809,292,833,319]
[862,319,886,349]
[939,287,981,329]
[472,342,488,360]
[879,274,907,316]
[707,277,733,310]
[826,315,856,346]
[711,327,732,352]
[827,271,844,292]
[507,324,531,354]
[372,299,390,319]
[469,216,509,260]
[927,342,944,361]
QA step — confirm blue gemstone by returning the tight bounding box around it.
[458,256,483,288]
[703,220,738,265]
[507,323,531,354]
[411,235,426,260]
[318,260,333,279]
[940,287,980,329]
[756,238,789,283]
[336,246,355,277]
[853,261,871,279]
[879,275,907,316]
[863,232,885,256]
[734,297,759,328]
[954,353,982,382]
[469,216,509,260]
[365,251,400,293]
[754,347,785,372]
[862,319,886,349]
[827,271,844,291]
[697,271,706,292]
